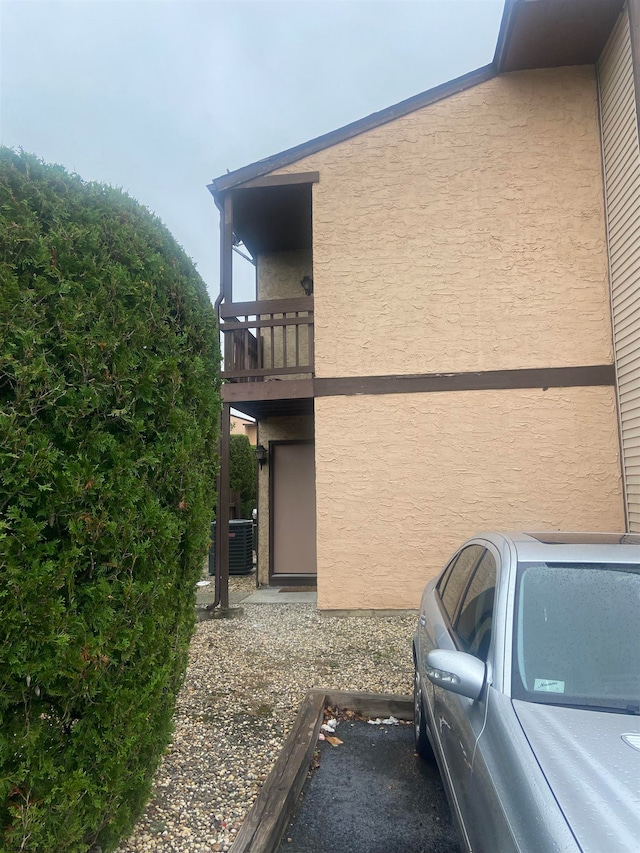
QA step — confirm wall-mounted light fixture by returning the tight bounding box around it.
[300,275,314,296]
[255,444,268,469]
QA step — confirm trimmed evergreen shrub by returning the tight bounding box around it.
[229,433,257,518]
[0,148,221,852]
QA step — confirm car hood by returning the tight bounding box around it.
[513,700,640,853]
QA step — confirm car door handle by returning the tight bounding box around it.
[419,614,426,626]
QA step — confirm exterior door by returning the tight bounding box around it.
[270,441,317,583]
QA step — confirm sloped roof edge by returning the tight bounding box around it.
[208,63,496,195]
[493,0,517,73]
[210,0,624,197]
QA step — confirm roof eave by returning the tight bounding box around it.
[493,0,625,73]
[209,0,625,199]
[208,62,497,197]
[493,0,518,73]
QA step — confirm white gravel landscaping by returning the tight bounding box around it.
[116,577,416,852]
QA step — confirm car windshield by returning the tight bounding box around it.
[512,562,640,713]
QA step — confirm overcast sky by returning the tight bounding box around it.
[1,0,504,304]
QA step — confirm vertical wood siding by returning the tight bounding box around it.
[599,7,640,531]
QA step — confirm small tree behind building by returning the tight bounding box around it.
[230,433,257,518]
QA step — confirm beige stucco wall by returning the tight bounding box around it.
[314,388,624,610]
[257,249,312,300]
[256,415,314,585]
[230,415,257,445]
[272,67,612,378]
[256,250,313,373]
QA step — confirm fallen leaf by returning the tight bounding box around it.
[325,736,343,747]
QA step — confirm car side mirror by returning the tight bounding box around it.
[426,648,486,701]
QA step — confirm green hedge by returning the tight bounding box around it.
[230,433,257,518]
[0,148,221,852]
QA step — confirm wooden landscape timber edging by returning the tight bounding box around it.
[322,690,413,723]
[228,690,413,853]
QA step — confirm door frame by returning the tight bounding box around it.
[268,439,317,587]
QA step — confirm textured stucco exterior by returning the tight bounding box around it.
[272,67,612,378]
[257,250,312,300]
[243,65,625,608]
[256,415,314,585]
[230,414,257,446]
[256,250,313,373]
[314,388,624,610]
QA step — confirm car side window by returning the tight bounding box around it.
[436,553,459,598]
[455,550,497,662]
[440,545,484,623]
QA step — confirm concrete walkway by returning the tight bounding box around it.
[195,576,317,608]
[242,587,317,604]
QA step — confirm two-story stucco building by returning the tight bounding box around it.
[209,0,640,612]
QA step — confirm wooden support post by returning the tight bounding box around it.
[211,193,234,612]
[218,402,231,610]
[221,192,233,301]
[221,192,234,371]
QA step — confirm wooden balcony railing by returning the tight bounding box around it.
[220,297,314,382]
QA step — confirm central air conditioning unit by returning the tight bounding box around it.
[208,519,254,576]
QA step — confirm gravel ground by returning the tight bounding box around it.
[116,576,416,853]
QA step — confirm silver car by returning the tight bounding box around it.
[413,532,640,853]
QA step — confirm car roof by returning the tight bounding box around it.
[482,531,640,565]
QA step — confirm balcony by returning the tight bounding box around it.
[219,297,314,417]
[220,296,314,380]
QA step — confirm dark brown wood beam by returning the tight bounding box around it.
[222,378,315,404]
[314,365,616,398]
[220,366,613,414]
[221,316,312,332]
[220,296,313,319]
[220,193,234,375]
[232,171,320,190]
[222,366,312,380]
[221,193,233,303]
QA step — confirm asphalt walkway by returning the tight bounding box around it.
[277,719,461,853]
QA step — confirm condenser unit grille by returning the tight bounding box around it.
[209,520,254,575]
